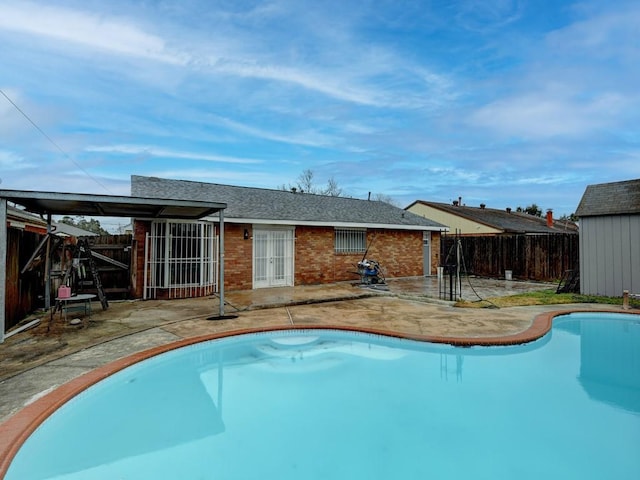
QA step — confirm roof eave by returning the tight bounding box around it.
[201,216,448,231]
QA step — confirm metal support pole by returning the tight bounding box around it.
[219,209,225,317]
[44,214,52,310]
[0,199,7,343]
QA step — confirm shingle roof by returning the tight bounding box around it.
[407,201,578,234]
[131,176,446,230]
[52,222,98,237]
[575,178,640,217]
[7,205,47,227]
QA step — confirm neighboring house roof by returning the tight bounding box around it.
[6,205,100,237]
[6,205,48,233]
[575,178,640,217]
[406,200,578,234]
[52,222,99,237]
[131,175,447,231]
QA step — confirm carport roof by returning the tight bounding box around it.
[0,189,226,219]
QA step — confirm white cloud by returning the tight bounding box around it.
[86,145,263,165]
[0,2,186,64]
[469,91,626,139]
[0,2,455,110]
[546,5,640,62]
[454,0,523,32]
[0,150,33,170]
[213,60,393,107]
[210,115,337,148]
[0,88,38,137]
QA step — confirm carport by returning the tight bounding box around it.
[0,189,227,343]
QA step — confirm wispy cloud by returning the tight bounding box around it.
[0,150,33,170]
[86,145,263,165]
[546,4,640,62]
[206,115,337,148]
[0,1,456,111]
[454,0,524,32]
[469,92,626,138]
[0,2,187,64]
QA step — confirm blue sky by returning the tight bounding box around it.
[1,0,639,230]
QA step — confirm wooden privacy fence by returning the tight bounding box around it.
[441,233,579,282]
[4,232,133,333]
[80,234,132,298]
[5,228,44,331]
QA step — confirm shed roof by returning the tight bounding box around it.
[0,189,226,220]
[575,178,640,217]
[407,200,577,234]
[131,176,446,231]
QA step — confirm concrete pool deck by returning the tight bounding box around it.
[0,276,634,474]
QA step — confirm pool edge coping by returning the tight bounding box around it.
[1,308,638,477]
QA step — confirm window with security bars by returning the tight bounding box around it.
[334,228,366,253]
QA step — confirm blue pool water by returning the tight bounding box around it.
[6,312,640,479]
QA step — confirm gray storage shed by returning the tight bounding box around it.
[575,179,640,297]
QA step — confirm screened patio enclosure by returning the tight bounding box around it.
[144,220,219,299]
[0,189,227,343]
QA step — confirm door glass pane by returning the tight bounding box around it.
[273,231,286,280]
[254,231,268,282]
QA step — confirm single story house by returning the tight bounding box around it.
[575,178,640,297]
[131,175,447,298]
[406,199,578,235]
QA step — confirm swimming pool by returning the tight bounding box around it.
[4,312,640,479]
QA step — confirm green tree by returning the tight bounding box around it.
[559,213,578,222]
[524,203,542,217]
[59,216,110,235]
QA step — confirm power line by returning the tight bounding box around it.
[0,88,112,194]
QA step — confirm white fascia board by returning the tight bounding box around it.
[8,220,26,230]
[202,216,448,232]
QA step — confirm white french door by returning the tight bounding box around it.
[253,227,294,288]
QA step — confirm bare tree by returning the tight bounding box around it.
[371,193,399,206]
[324,177,342,196]
[297,169,315,193]
[280,169,343,196]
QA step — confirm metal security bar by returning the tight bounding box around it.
[253,228,294,287]
[334,228,366,254]
[144,220,218,299]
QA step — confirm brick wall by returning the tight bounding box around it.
[292,227,425,286]
[132,220,150,298]
[223,224,253,290]
[430,233,440,276]
[363,229,424,279]
[133,220,432,296]
[294,226,336,284]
